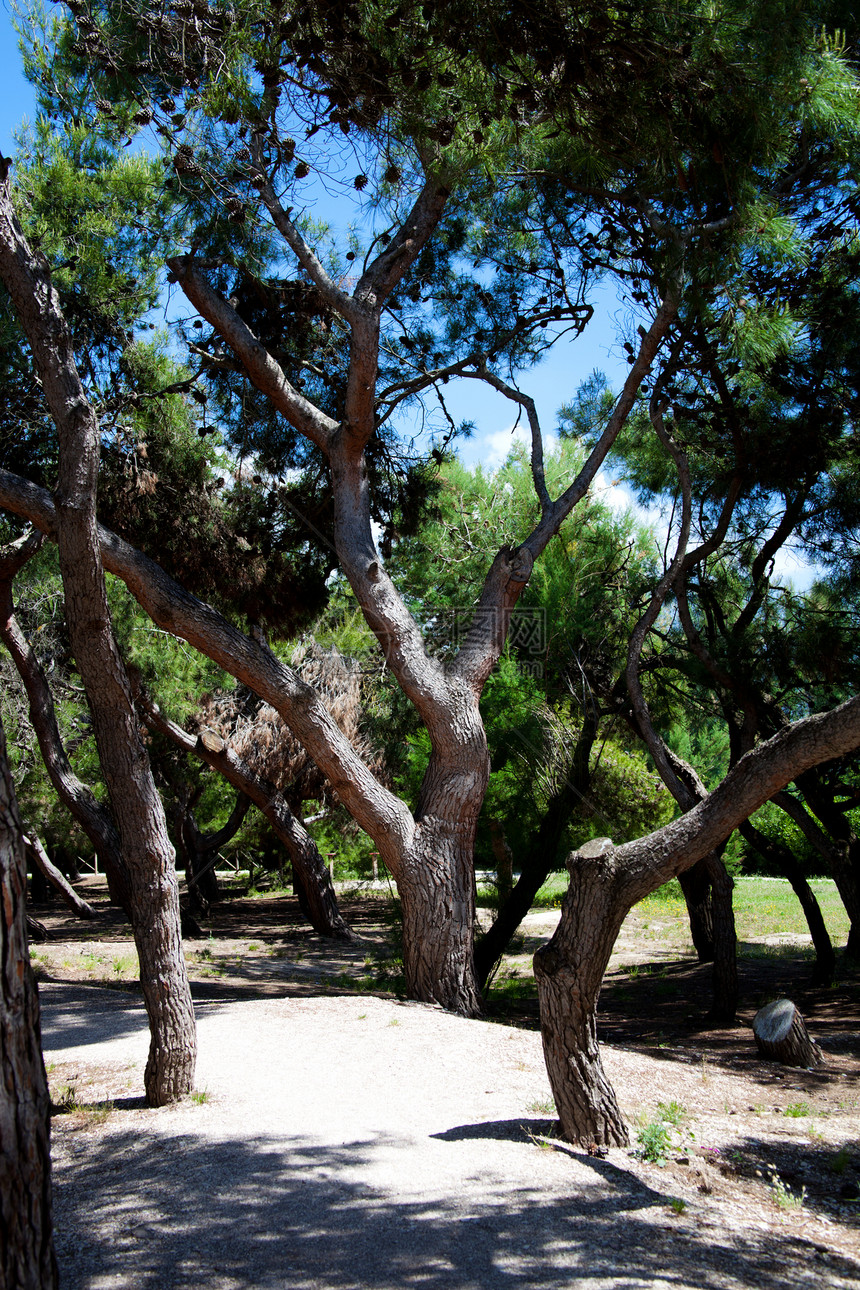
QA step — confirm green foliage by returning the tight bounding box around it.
[634,1116,672,1165]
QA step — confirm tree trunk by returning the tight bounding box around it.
[0,717,58,1290]
[399,815,483,1017]
[0,167,196,1105]
[533,840,629,1146]
[792,774,860,957]
[23,830,99,920]
[193,728,352,940]
[740,819,836,986]
[678,859,716,960]
[0,568,132,912]
[475,783,577,988]
[753,999,823,1067]
[489,819,514,905]
[706,852,738,1023]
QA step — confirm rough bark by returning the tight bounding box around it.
[0,163,196,1103]
[677,862,716,959]
[534,840,629,1146]
[753,999,823,1067]
[399,818,483,1017]
[0,716,58,1290]
[740,819,836,986]
[23,830,99,920]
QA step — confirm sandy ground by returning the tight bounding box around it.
[40,979,860,1290]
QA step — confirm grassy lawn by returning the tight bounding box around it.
[518,873,851,947]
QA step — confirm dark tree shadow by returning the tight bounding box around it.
[51,1126,859,1290]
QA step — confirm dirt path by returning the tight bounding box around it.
[42,976,860,1290]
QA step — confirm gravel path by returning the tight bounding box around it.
[40,982,859,1289]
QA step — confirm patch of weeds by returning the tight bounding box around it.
[80,953,102,974]
[785,1101,811,1118]
[111,955,136,978]
[80,1100,114,1126]
[635,1117,673,1165]
[626,963,651,980]
[526,1096,556,1116]
[247,943,259,952]
[635,1101,689,1165]
[52,1081,80,1113]
[191,1089,209,1106]
[769,1170,806,1210]
[667,1197,687,1215]
[388,1018,400,1027]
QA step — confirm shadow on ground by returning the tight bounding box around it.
[52,1126,854,1290]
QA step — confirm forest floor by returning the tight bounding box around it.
[31,876,860,1288]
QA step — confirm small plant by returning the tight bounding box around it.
[527,1096,556,1116]
[53,1081,80,1113]
[247,943,259,952]
[784,1101,810,1118]
[191,1088,209,1105]
[769,1170,806,1211]
[635,1117,672,1165]
[667,1197,687,1215]
[656,1100,686,1127]
[388,1018,400,1027]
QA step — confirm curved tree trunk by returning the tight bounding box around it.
[533,840,629,1146]
[23,830,99,920]
[0,717,58,1290]
[740,819,836,986]
[140,692,352,939]
[791,776,860,957]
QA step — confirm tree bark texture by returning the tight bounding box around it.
[0,166,195,1103]
[533,840,629,1146]
[0,717,58,1290]
[705,851,738,1023]
[399,817,482,1017]
[753,999,823,1068]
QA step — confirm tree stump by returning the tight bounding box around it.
[753,999,823,1067]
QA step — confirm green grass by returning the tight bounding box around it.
[635,877,849,947]
[732,878,849,943]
